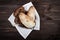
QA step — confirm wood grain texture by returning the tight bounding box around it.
[0,0,60,40]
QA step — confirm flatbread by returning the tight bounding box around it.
[14,6,35,28]
[19,12,35,28]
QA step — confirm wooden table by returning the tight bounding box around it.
[0,0,60,40]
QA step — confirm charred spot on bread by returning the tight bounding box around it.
[14,6,25,17]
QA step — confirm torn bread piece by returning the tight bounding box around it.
[27,6,35,21]
[19,12,35,28]
[14,6,26,27]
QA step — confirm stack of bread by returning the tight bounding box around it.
[14,6,36,28]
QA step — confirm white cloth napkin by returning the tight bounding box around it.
[8,2,40,39]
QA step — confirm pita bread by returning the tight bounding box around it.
[14,6,35,28]
[27,6,35,21]
[19,12,35,28]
